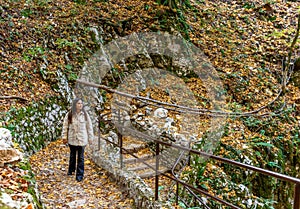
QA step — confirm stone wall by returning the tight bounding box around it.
[2,97,68,156]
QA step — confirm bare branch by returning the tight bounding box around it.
[0,96,28,102]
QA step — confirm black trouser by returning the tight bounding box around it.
[68,145,85,179]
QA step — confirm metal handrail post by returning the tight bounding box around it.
[117,110,124,169]
[294,184,300,209]
[155,142,160,200]
[176,181,179,205]
[98,116,101,153]
[119,132,123,169]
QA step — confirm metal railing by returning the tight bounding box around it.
[97,114,300,209]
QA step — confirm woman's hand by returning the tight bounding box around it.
[63,138,68,144]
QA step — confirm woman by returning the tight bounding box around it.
[62,98,94,182]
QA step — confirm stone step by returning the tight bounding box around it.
[123,153,154,164]
[124,153,170,178]
[122,142,147,153]
[120,138,179,179]
[138,167,169,179]
[127,163,152,172]
[126,157,156,171]
[122,136,149,153]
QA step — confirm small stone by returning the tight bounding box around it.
[153,108,168,119]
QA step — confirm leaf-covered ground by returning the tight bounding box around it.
[0,165,35,209]
[29,140,134,209]
[1,0,300,207]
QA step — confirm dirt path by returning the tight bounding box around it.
[30,140,134,209]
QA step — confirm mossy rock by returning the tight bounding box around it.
[0,148,23,167]
[0,200,12,209]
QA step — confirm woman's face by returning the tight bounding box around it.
[76,100,83,112]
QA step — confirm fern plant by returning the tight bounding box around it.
[157,0,190,9]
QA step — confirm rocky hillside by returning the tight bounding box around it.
[1,0,299,110]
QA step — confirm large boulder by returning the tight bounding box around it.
[0,128,23,167]
[0,128,13,148]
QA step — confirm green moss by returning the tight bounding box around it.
[0,201,12,209]
[1,96,68,155]
[17,159,43,209]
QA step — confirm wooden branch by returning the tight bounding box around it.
[76,79,284,117]
[0,96,28,102]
